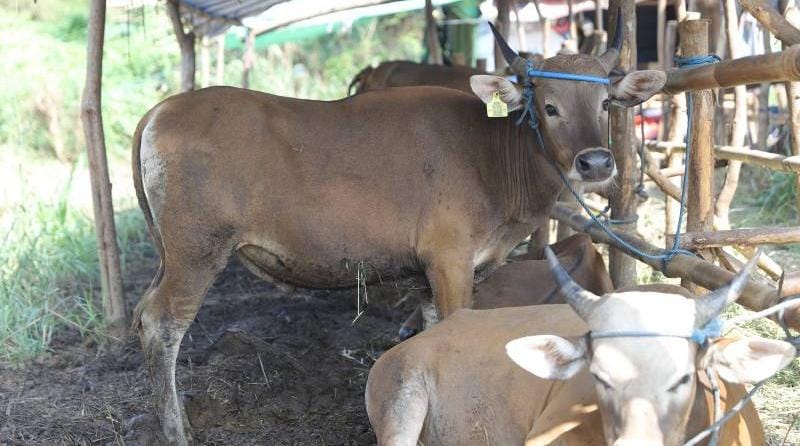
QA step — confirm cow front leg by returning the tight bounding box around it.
[425,258,474,320]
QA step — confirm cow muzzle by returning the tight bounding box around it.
[572,148,615,183]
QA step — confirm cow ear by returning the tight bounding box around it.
[470,75,524,112]
[506,335,586,380]
[610,70,666,107]
[706,338,796,384]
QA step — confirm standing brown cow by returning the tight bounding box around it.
[132,23,665,444]
[348,60,486,95]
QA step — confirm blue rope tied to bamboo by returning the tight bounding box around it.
[516,55,721,270]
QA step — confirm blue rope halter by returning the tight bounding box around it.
[516,55,720,270]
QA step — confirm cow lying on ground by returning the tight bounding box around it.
[399,233,613,338]
[132,16,667,443]
[367,252,794,445]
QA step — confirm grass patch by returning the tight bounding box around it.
[0,172,150,363]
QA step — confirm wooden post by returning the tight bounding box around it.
[595,0,604,31]
[716,0,749,229]
[242,29,255,89]
[784,0,800,223]
[664,20,685,240]
[680,20,715,265]
[607,0,638,288]
[200,35,210,88]
[567,0,578,41]
[494,0,510,68]
[738,0,800,45]
[425,0,443,65]
[511,0,528,52]
[216,34,225,85]
[166,0,195,92]
[657,0,667,70]
[757,28,771,150]
[81,0,127,340]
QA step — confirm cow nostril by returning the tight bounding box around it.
[604,157,613,168]
[577,157,591,172]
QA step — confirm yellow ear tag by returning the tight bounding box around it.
[487,91,508,118]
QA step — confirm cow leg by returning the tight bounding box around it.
[527,223,550,259]
[135,257,226,446]
[425,258,474,319]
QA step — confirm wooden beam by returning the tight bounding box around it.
[252,0,396,36]
[551,204,788,325]
[662,45,800,94]
[645,140,800,173]
[739,0,800,46]
[241,28,255,89]
[666,226,800,249]
[783,0,800,223]
[167,0,195,92]
[81,0,127,340]
[607,0,638,288]
[716,0,750,230]
[216,34,225,85]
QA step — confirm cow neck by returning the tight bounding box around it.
[490,110,563,221]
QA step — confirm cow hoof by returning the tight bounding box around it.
[398,326,419,341]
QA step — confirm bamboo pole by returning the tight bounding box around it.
[550,205,791,325]
[567,0,578,41]
[531,0,549,57]
[81,0,127,340]
[783,0,800,223]
[716,0,749,230]
[645,140,800,173]
[662,45,800,94]
[595,0,603,31]
[241,29,255,89]
[607,0,638,287]
[666,226,800,248]
[215,34,224,85]
[657,0,667,70]
[738,0,800,46]
[664,20,686,238]
[511,0,527,52]
[426,0,444,65]
[166,0,195,92]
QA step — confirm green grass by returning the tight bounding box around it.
[0,172,150,362]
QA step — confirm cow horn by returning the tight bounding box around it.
[599,11,624,73]
[545,246,602,320]
[694,251,761,328]
[489,21,521,66]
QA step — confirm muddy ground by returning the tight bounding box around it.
[0,256,428,445]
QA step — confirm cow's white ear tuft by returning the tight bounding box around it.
[708,338,796,384]
[610,70,666,107]
[470,75,524,112]
[506,335,586,380]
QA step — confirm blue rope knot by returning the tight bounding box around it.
[674,54,721,68]
[691,318,723,345]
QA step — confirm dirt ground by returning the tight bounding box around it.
[0,256,427,445]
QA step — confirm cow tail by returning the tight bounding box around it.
[131,108,165,330]
[347,65,374,96]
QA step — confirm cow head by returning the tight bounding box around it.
[506,249,796,446]
[470,18,665,190]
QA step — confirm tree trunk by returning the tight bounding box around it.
[607,0,638,288]
[81,0,127,341]
[167,0,195,92]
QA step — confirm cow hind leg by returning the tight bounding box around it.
[134,254,227,446]
[367,374,429,446]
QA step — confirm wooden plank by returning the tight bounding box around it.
[607,0,638,288]
[645,140,800,173]
[666,226,800,248]
[81,0,127,340]
[551,205,785,319]
[662,45,800,94]
[739,0,800,46]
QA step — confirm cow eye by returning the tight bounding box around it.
[592,373,612,390]
[668,373,692,393]
[545,104,559,116]
[602,99,610,111]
